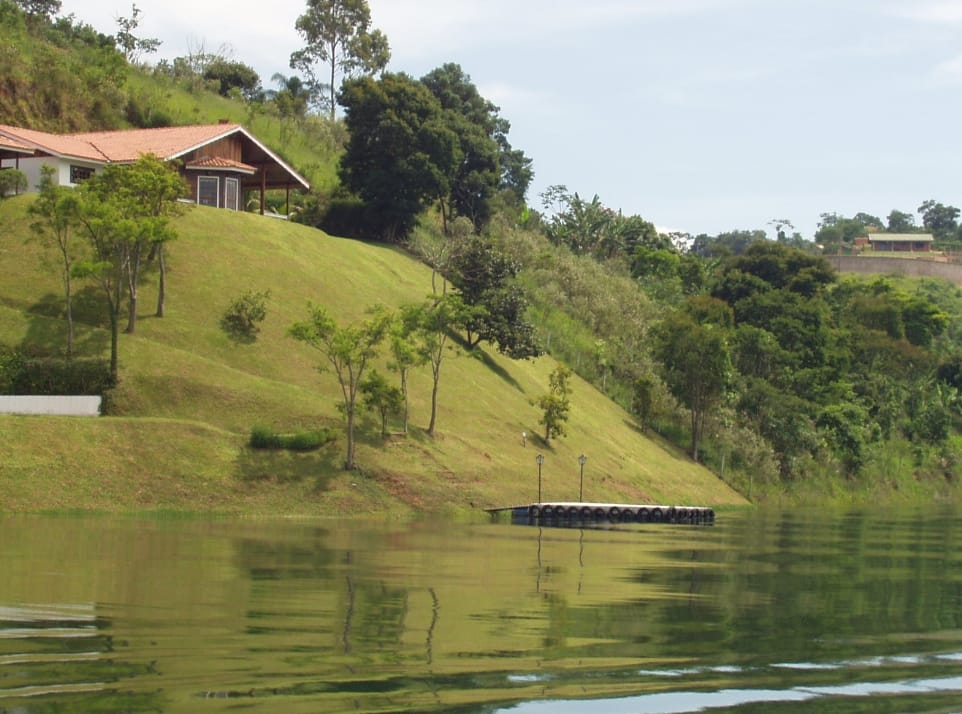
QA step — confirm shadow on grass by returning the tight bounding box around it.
[234,442,341,493]
[20,289,110,357]
[622,417,690,456]
[452,334,524,393]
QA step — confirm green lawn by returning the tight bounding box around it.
[0,196,747,514]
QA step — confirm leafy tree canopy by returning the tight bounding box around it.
[290,0,390,117]
[338,72,457,240]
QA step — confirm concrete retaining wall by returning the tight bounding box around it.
[0,396,101,416]
[829,256,962,285]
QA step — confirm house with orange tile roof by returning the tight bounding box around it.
[0,122,309,214]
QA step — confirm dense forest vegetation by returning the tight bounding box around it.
[5,0,962,501]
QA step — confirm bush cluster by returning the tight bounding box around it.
[0,347,115,396]
[249,425,334,452]
[221,289,271,343]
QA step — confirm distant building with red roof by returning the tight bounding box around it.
[0,123,309,214]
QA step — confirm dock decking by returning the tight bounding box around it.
[488,502,715,526]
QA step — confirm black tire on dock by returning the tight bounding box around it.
[636,507,649,523]
[529,505,540,518]
[608,506,621,521]
[542,505,554,517]
[594,507,606,520]
[581,506,593,519]
[567,506,580,519]
[621,509,634,522]
[706,508,715,524]
[651,507,663,523]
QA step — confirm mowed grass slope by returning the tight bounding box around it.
[0,196,747,514]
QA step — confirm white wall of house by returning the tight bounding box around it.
[3,156,101,192]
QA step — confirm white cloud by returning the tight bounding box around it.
[932,53,962,83]
[370,0,743,59]
[886,1,962,23]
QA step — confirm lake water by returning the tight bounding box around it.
[3,508,962,713]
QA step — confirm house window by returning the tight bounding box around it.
[70,165,94,183]
[197,176,219,207]
[225,177,239,211]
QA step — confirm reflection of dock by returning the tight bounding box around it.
[487,502,715,526]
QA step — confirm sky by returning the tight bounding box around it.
[59,0,962,239]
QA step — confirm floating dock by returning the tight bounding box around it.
[488,502,715,526]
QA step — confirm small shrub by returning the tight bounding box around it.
[249,425,334,452]
[284,429,333,451]
[0,346,26,393]
[0,168,27,197]
[221,289,270,343]
[249,424,282,449]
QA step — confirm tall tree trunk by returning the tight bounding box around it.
[108,278,122,380]
[690,407,700,462]
[63,272,74,359]
[155,244,166,317]
[400,368,409,435]
[345,404,356,470]
[125,244,141,334]
[428,366,440,436]
[328,38,337,121]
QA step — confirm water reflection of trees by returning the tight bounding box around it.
[228,516,962,708]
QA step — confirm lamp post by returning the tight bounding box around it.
[578,454,587,501]
[536,454,545,503]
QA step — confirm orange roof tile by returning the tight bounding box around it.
[185,156,256,174]
[0,123,309,190]
[71,124,243,162]
[0,134,35,154]
[0,123,242,162]
[0,125,105,160]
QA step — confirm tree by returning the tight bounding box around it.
[768,218,794,242]
[360,369,403,436]
[816,403,868,475]
[267,73,311,120]
[421,64,503,232]
[203,59,262,101]
[532,364,572,443]
[387,304,428,434]
[631,376,654,433]
[15,0,60,28]
[72,182,127,379]
[288,304,391,469]
[71,156,186,378]
[413,294,468,436]
[84,154,186,327]
[338,72,457,240]
[28,165,82,357]
[714,242,835,299]
[446,234,540,358]
[654,303,733,462]
[814,213,867,250]
[852,212,883,231]
[887,209,916,233]
[918,200,960,241]
[289,0,390,118]
[114,4,161,63]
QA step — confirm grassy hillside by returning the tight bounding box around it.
[0,196,746,514]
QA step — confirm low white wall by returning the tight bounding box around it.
[0,396,101,416]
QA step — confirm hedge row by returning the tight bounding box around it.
[0,347,115,396]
